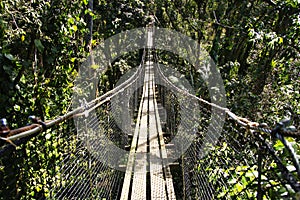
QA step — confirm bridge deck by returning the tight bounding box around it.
[120,56,176,199]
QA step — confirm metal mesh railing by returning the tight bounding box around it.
[0,29,299,200]
[153,51,300,199]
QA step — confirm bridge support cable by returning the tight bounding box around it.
[0,48,147,199]
[152,51,300,198]
[1,24,300,199]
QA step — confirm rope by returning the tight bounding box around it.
[0,49,147,143]
[1,28,299,199]
[153,50,300,197]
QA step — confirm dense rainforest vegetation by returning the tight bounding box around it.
[0,0,299,199]
[1,0,299,128]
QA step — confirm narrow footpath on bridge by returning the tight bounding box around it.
[120,27,176,200]
[0,25,299,200]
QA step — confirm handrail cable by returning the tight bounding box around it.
[153,52,300,181]
[0,48,147,142]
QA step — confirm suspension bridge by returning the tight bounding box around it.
[0,26,300,199]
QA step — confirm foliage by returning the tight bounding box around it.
[0,0,299,199]
[0,0,88,127]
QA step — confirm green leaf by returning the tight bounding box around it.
[241,176,247,185]
[45,133,51,140]
[83,0,88,5]
[14,105,20,111]
[91,64,100,69]
[34,39,44,52]
[286,0,299,8]
[21,35,25,42]
[3,65,12,75]
[235,182,244,192]
[4,54,14,61]
[36,184,42,192]
[72,25,78,32]
[274,140,284,151]
[67,17,75,25]
[228,178,237,184]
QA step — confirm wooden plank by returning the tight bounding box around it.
[131,67,149,200]
[152,75,177,200]
[122,29,176,199]
[120,76,148,200]
[147,28,154,48]
[148,66,168,200]
[131,113,147,200]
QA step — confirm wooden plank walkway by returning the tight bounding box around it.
[120,33,176,199]
[148,61,176,200]
[120,67,149,200]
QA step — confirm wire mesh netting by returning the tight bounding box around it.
[0,47,299,200]
[0,55,145,199]
[181,118,300,199]
[0,106,126,199]
[154,52,300,199]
